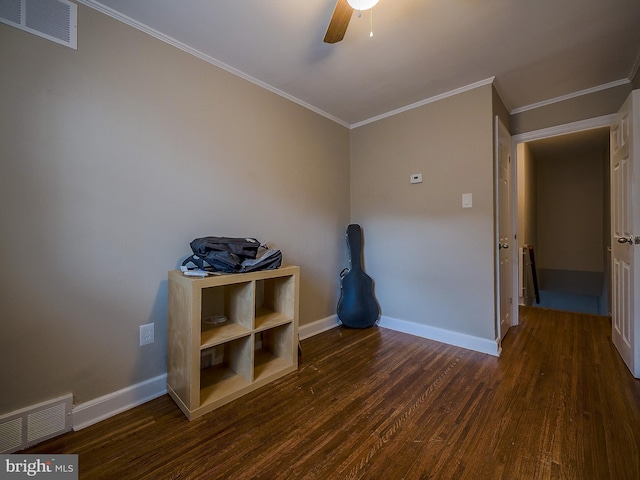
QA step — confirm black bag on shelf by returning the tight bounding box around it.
[190,236,261,258]
[182,236,282,273]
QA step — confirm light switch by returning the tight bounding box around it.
[410,173,423,184]
[462,193,472,208]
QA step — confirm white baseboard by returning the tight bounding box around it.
[298,314,339,340]
[70,317,338,431]
[378,315,501,356]
[69,314,498,432]
[72,374,167,430]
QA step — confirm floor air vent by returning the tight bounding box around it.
[0,394,72,453]
[0,0,77,49]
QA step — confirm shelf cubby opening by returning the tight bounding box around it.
[200,336,252,407]
[201,282,253,348]
[254,275,295,330]
[168,266,299,419]
[254,323,294,382]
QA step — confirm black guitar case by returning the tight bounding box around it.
[337,224,380,328]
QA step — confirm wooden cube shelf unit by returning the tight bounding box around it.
[167,265,299,420]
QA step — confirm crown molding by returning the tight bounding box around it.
[74,1,637,131]
[350,77,496,129]
[511,79,631,115]
[75,1,497,130]
[75,0,350,128]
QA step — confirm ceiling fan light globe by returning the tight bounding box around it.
[347,0,379,11]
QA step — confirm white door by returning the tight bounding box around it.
[496,116,512,342]
[611,90,640,378]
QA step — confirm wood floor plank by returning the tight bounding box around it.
[23,307,640,479]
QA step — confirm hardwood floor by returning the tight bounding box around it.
[24,307,640,479]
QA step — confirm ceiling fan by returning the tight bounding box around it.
[324,0,380,44]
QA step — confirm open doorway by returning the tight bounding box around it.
[516,127,611,316]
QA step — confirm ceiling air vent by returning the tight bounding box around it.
[0,0,77,49]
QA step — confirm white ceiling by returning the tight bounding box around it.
[82,0,640,127]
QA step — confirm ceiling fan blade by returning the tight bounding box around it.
[324,0,352,44]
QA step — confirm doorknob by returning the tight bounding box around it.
[498,243,509,249]
[617,236,634,244]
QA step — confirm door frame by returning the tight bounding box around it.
[509,114,617,328]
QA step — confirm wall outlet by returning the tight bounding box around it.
[139,323,154,346]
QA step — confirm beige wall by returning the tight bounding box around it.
[535,150,605,272]
[0,5,350,413]
[350,85,496,341]
[517,143,537,249]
